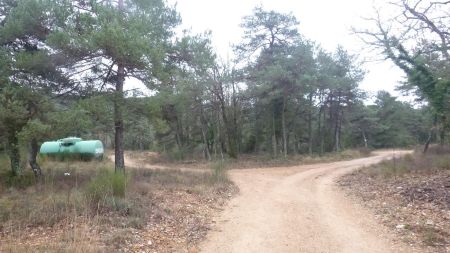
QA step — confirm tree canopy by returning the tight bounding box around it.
[0,3,438,177]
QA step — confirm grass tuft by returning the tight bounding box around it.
[210,160,228,184]
[85,168,129,208]
[368,146,450,179]
[0,151,236,251]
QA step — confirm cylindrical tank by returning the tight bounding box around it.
[75,140,104,159]
[40,137,104,160]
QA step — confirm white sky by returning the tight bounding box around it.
[131,0,410,101]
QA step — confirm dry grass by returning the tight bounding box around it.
[0,153,236,252]
[339,145,450,252]
[125,148,372,171]
[226,148,372,169]
[364,145,450,179]
[1,217,105,253]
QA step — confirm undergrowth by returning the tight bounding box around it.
[368,145,450,178]
[341,145,450,251]
[0,152,235,251]
[224,148,372,169]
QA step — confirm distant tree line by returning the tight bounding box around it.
[0,1,444,177]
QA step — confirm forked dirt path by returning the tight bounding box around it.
[199,150,416,253]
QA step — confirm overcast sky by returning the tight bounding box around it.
[132,0,409,100]
[171,0,409,97]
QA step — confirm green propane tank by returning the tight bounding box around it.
[40,137,104,160]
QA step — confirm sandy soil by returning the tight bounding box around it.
[108,153,201,172]
[199,150,417,253]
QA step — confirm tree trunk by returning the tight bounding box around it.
[199,100,211,160]
[272,109,277,157]
[219,96,237,159]
[423,115,437,153]
[338,110,343,151]
[254,117,259,153]
[293,133,298,154]
[308,92,313,155]
[334,95,341,152]
[362,130,368,148]
[214,77,238,159]
[336,108,343,152]
[319,104,327,155]
[7,133,21,176]
[318,105,323,155]
[201,126,211,160]
[114,63,125,173]
[439,116,447,145]
[232,79,240,153]
[113,0,126,172]
[423,132,432,153]
[334,128,340,152]
[28,138,42,178]
[281,96,287,158]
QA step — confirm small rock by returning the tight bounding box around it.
[396,224,406,229]
[147,240,152,246]
[425,219,434,226]
[396,186,403,190]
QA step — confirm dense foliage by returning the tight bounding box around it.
[355,0,449,152]
[0,1,441,177]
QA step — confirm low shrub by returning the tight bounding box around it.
[358,147,372,156]
[368,146,450,178]
[0,190,87,227]
[167,146,188,161]
[0,169,36,189]
[210,160,228,184]
[84,168,129,208]
[426,144,450,155]
[379,158,410,178]
[434,155,450,170]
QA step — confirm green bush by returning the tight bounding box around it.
[168,146,184,161]
[104,196,130,215]
[0,153,36,189]
[166,146,193,161]
[0,169,36,189]
[0,153,10,171]
[0,197,13,222]
[111,172,127,198]
[85,169,129,207]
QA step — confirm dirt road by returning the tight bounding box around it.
[199,151,416,253]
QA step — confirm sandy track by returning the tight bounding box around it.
[108,153,201,172]
[199,151,416,253]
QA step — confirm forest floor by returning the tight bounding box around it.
[0,155,237,253]
[339,147,450,253]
